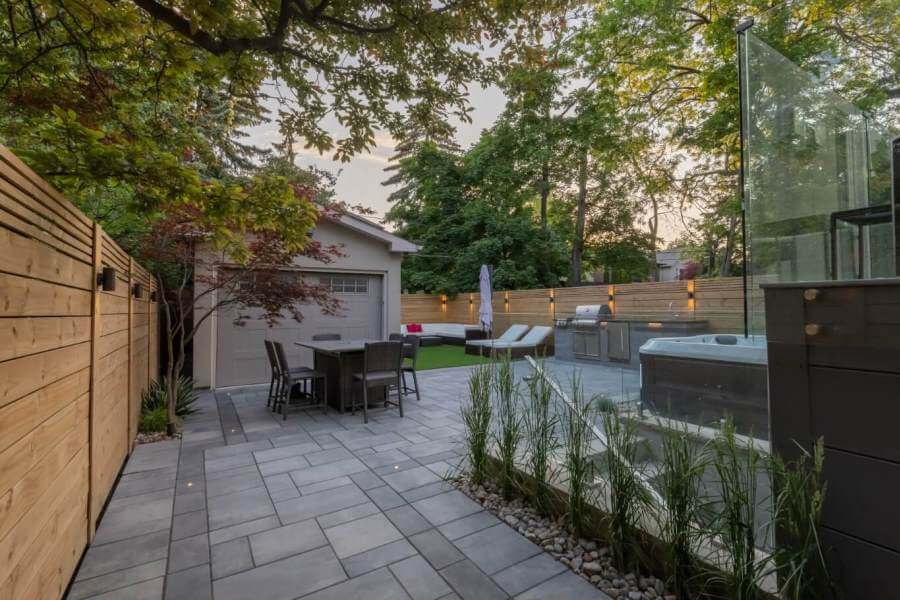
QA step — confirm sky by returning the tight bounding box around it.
[244,81,685,245]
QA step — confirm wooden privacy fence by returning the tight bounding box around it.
[0,146,159,599]
[401,277,745,333]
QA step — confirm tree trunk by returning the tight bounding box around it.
[571,149,588,285]
[719,212,738,277]
[539,162,549,228]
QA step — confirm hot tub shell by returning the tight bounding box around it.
[639,335,769,437]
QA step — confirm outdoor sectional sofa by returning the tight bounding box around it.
[400,323,487,345]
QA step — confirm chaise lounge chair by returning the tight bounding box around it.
[464,324,529,355]
[467,325,554,359]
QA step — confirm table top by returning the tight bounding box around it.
[295,339,381,355]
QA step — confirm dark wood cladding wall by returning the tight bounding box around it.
[764,278,900,599]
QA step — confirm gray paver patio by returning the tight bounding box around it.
[68,363,612,599]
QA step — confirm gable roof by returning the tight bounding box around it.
[324,209,420,254]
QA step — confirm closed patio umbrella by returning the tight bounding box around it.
[478,265,493,335]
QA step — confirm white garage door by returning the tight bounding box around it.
[215,272,384,387]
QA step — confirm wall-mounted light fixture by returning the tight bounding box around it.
[150,291,158,302]
[132,282,143,299]
[441,294,447,309]
[96,266,116,291]
[687,280,696,311]
[469,293,473,306]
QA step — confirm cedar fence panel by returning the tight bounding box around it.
[401,278,746,333]
[0,145,159,599]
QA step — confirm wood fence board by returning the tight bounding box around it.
[0,226,93,289]
[0,273,92,317]
[0,316,91,363]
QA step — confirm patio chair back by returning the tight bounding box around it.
[362,341,403,376]
[388,333,404,342]
[312,333,341,341]
[402,335,420,366]
[519,325,553,345]
[498,324,529,342]
[264,340,281,375]
[272,341,293,373]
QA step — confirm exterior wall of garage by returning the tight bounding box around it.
[192,218,405,389]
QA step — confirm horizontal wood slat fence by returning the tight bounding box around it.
[401,277,745,334]
[0,145,159,599]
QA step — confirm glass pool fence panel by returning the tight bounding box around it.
[741,31,896,335]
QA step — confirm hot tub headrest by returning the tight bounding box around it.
[714,334,739,345]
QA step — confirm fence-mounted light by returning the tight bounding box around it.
[97,266,116,291]
[150,291,158,302]
[132,282,143,299]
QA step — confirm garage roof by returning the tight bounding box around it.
[326,209,420,254]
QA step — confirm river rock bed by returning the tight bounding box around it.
[454,478,677,600]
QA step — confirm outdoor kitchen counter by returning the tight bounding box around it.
[555,318,709,366]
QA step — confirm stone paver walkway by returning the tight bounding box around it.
[68,365,611,600]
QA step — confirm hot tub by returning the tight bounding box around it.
[639,334,769,437]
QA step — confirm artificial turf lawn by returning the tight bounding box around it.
[413,344,493,370]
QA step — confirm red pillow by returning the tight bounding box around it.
[407,323,423,333]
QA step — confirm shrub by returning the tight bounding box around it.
[657,425,710,598]
[461,364,493,486]
[141,376,199,418]
[493,357,521,500]
[562,375,596,538]
[523,366,560,516]
[139,405,168,433]
[771,438,831,600]
[600,408,651,573]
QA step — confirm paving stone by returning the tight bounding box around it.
[288,457,369,487]
[437,511,500,541]
[366,485,407,510]
[514,570,612,599]
[316,501,381,529]
[249,519,328,565]
[384,505,432,536]
[349,470,384,490]
[257,455,311,476]
[358,449,409,469]
[341,538,418,577]
[305,446,355,465]
[411,491,482,526]
[390,555,453,600]
[164,563,212,600]
[173,491,206,515]
[400,481,455,503]
[205,440,272,460]
[213,546,346,600]
[324,513,404,558]
[208,515,281,546]
[75,530,169,581]
[115,469,177,498]
[207,486,275,530]
[492,552,567,596]
[168,533,210,573]
[89,576,164,600]
[381,466,442,493]
[408,529,464,570]
[275,483,369,524]
[454,523,542,575]
[302,566,409,600]
[171,509,208,541]
[205,452,255,473]
[439,559,506,600]
[211,537,254,579]
[299,475,354,495]
[374,459,421,476]
[105,488,173,512]
[269,432,315,447]
[253,442,320,463]
[67,559,166,600]
[205,468,264,498]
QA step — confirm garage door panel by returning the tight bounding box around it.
[215,272,383,388]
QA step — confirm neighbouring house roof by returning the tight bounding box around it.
[324,209,420,254]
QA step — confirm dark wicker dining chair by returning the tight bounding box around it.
[312,333,341,341]
[351,341,404,424]
[399,335,421,402]
[272,341,327,420]
[264,340,280,408]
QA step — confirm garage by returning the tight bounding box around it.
[214,272,384,387]
[193,210,417,389]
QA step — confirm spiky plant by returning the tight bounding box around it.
[461,364,493,486]
[523,365,560,515]
[711,418,767,600]
[771,438,831,600]
[657,425,710,598]
[493,357,521,500]
[141,375,199,418]
[600,407,651,573]
[562,374,596,538]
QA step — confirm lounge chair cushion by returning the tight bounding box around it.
[466,324,528,347]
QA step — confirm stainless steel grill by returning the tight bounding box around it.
[569,305,611,358]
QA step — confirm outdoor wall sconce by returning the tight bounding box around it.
[132,282,143,299]
[549,296,555,304]
[150,291,158,302]
[96,266,116,291]
[687,290,695,299]
[608,293,614,302]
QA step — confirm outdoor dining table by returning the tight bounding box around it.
[295,339,395,413]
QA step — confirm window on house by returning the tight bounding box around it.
[320,276,368,294]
